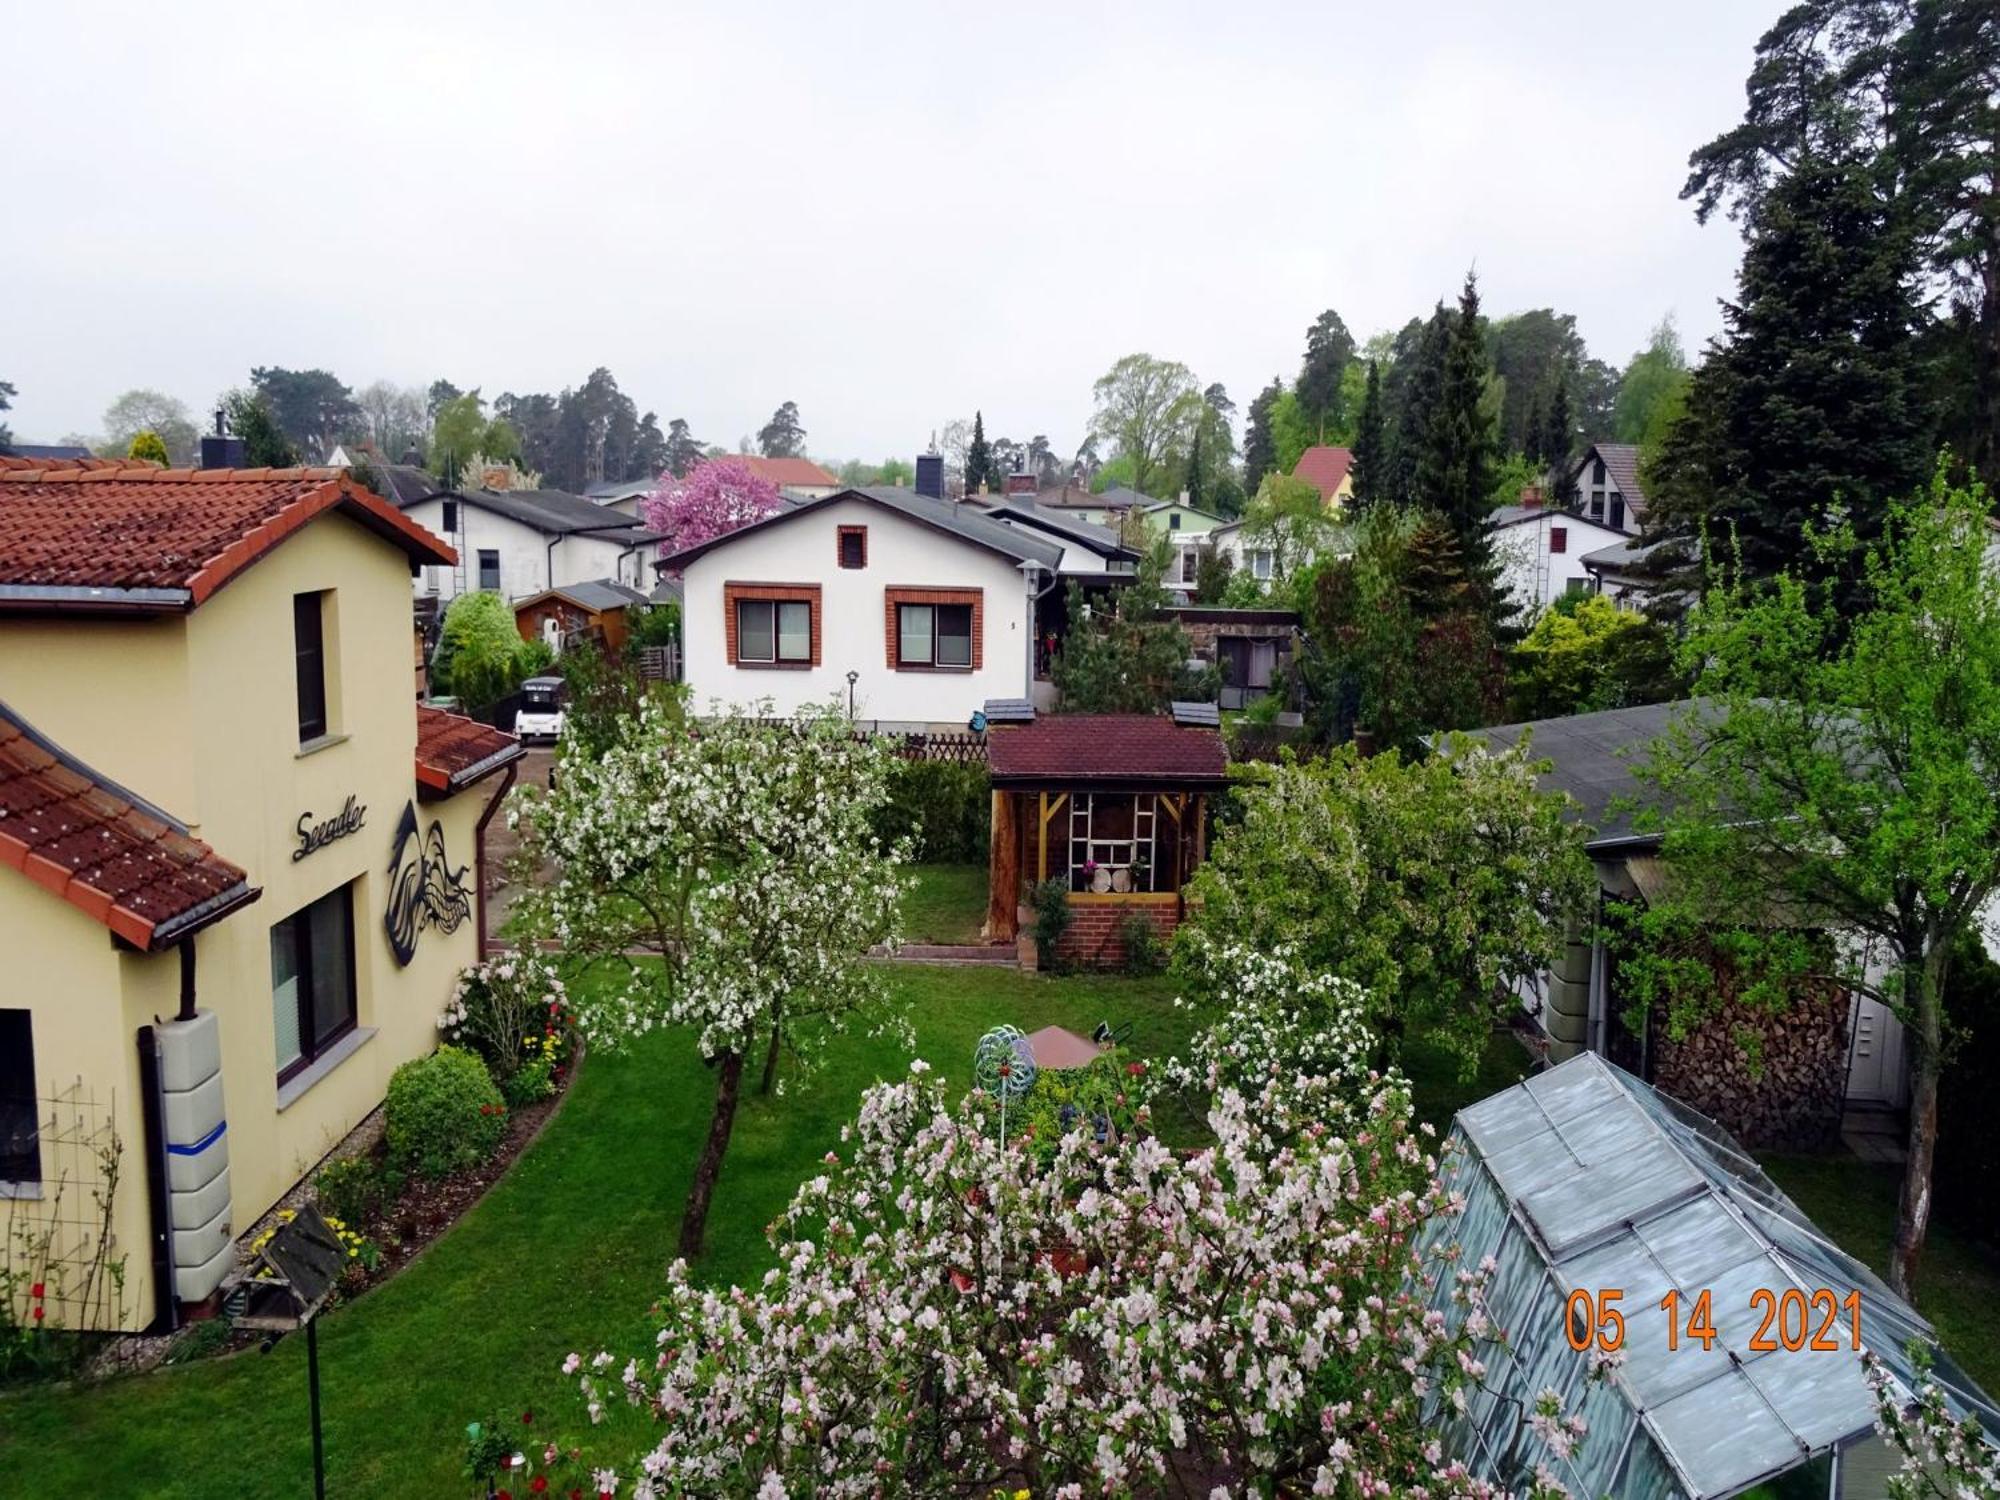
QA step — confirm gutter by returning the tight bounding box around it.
[0,583,194,613]
[148,880,263,951]
[474,759,519,954]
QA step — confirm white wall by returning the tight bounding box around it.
[1493,512,1630,617]
[680,495,1033,728]
[404,498,649,603]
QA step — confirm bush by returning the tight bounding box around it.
[1118,911,1166,975]
[872,758,989,863]
[126,429,171,465]
[1030,877,1072,971]
[439,952,573,1086]
[628,600,680,649]
[384,1047,507,1181]
[313,1154,400,1228]
[501,1055,557,1107]
[433,591,542,710]
[1016,1054,1147,1165]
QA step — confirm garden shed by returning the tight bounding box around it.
[511,577,651,654]
[1421,1051,1997,1499]
[981,701,1228,968]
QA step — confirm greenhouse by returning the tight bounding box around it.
[1420,1051,1998,1499]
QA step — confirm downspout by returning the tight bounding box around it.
[177,937,198,1023]
[135,1026,178,1331]
[474,760,520,954]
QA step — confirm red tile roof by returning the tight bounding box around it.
[986,714,1229,787]
[415,706,524,798]
[726,455,840,489]
[1292,446,1354,501]
[0,460,455,610]
[0,701,257,950]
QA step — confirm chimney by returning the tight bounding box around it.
[200,407,247,470]
[914,452,945,500]
[1520,485,1544,509]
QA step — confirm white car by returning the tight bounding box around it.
[514,676,567,742]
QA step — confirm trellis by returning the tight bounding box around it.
[3,1078,126,1333]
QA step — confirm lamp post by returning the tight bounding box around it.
[846,669,858,722]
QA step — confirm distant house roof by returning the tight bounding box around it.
[0,698,258,949]
[413,484,657,541]
[1580,534,1669,574]
[1292,445,1353,500]
[511,577,651,614]
[1142,499,1226,522]
[1488,503,1628,536]
[1,443,94,463]
[413,706,524,799]
[584,477,658,504]
[660,486,1061,572]
[370,463,444,507]
[1572,442,1649,520]
[986,713,1229,789]
[723,455,839,490]
[985,501,1137,560]
[0,458,454,612]
[1460,700,1698,850]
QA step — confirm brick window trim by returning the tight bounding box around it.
[725,581,823,668]
[884,585,983,672]
[837,525,868,569]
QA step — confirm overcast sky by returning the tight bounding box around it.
[5,1,1771,462]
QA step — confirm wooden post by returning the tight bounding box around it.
[985,791,1020,941]
[1036,791,1050,884]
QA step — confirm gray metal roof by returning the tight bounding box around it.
[1423,1051,1998,1499]
[981,698,1037,724]
[1169,700,1220,727]
[516,577,650,612]
[1581,534,1668,572]
[1461,700,1696,850]
[463,486,653,537]
[369,463,443,507]
[660,487,1061,571]
[985,501,1136,559]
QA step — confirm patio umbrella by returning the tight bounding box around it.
[1025,1025,1107,1071]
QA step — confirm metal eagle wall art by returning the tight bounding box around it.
[383,800,473,966]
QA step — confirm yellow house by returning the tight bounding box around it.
[0,456,523,1332]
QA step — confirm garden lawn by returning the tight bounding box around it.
[897,862,989,944]
[0,966,1528,1498]
[1,966,1177,1497]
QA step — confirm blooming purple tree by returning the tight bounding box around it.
[641,458,783,557]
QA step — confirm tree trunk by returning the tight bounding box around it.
[678,1049,745,1262]
[1889,950,1945,1299]
[760,1016,783,1097]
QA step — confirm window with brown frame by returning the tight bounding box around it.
[896,602,973,668]
[271,884,357,1082]
[737,598,814,664]
[1550,527,1568,555]
[837,526,867,569]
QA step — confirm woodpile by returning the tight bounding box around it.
[1649,977,1850,1150]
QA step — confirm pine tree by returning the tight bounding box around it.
[1349,360,1386,507]
[1541,372,1575,503]
[1653,147,1931,586]
[1386,304,1450,507]
[1243,378,1282,495]
[966,411,993,495]
[1416,271,1499,573]
[1183,424,1204,510]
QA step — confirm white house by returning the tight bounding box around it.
[1490,502,1630,617]
[1565,443,1648,535]
[396,484,660,604]
[664,487,1068,731]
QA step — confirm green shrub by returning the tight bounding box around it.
[126,429,171,466]
[1118,911,1166,975]
[433,592,542,710]
[628,600,680,648]
[501,1055,556,1107]
[873,757,989,863]
[313,1154,400,1227]
[1030,877,1072,971]
[384,1047,506,1181]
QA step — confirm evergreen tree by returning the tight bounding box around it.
[1182,423,1204,511]
[757,401,806,458]
[1386,304,1450,507]
[1349,360,1387,507]
[1415,272,1499,576]
[965,410,993,495]
[1242,377,1283,495]
[1296,308,1355,442]
[1541,371,1575,503]
[1653,146,1931,587]
[224,390,299,468]
[663,418,705,478]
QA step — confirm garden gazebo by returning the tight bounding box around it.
[982,702,1229,968]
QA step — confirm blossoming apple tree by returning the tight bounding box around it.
[506,696,907,1257]
[558,962,1589,1498]
[640,458,783,555]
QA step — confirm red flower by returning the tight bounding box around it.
[521,1409,534,1425]
[29,1282,43,1299]
[32,1307,45,1322]
[1127,1061,1147,1076]
[531,1479,548,1494]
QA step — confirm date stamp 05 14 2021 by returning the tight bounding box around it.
[1563,1287,1864,1355]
